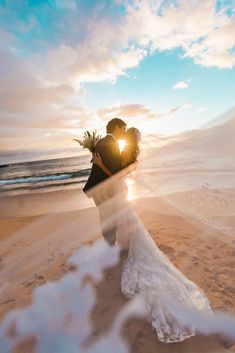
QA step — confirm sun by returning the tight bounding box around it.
[118,139,126,153]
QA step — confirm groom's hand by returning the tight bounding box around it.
[90,153,95,163]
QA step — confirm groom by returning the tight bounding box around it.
[83,118,127,245]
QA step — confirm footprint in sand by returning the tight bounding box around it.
[224,286,235,296]
[1,296,15,305]
[223,299,234,308]
[22,280,35,288]
[21,274,46,288]
[192,256,199,263]
[133,331,148,352]
[158,244,175,255]
[99,305,111,316]
[216,273,229,281]
[178,250,187,257]
[201,255,210,262]
[204,267,211,273]
[213,254,221,260]
[60,263,75,273]
[34,274,46,283]
[105,273,114,280]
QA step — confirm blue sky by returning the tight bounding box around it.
[84,50,235,132]
[0,0,235,162]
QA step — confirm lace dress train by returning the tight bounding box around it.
[116,205,212,343]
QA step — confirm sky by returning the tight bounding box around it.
[0,0,235,163]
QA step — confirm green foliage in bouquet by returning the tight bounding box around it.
[73,130,102,153]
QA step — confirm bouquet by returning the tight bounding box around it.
[73,130,102,153]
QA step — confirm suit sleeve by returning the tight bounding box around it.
[95,139,122,174]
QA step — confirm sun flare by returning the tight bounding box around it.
[118,139,126,153]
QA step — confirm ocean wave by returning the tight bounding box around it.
[0,178,87,196]
[0,174,72,185]
[0,170,90,186]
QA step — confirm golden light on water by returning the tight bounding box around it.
[118,139,126,153]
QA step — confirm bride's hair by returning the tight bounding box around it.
[125,127,141,162]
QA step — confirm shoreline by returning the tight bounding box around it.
[0,187,93,218]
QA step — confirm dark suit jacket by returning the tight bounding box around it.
[83,135,122,193]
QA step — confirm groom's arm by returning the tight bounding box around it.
[95,139,122,175]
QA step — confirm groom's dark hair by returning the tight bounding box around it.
[106,118,126,133]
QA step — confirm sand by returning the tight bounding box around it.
[0,189,234,352]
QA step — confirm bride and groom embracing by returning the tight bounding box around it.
[83,118,214,344]
[83,118,140,247]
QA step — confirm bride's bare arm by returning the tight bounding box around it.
[93,152,137,178]
[92,153,112,177]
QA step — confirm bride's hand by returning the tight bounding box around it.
[92,153,103,167]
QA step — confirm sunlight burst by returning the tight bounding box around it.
[118,139,126,153]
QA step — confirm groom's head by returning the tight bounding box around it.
[106,118,126,139]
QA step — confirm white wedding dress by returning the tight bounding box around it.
[116,199,212,343]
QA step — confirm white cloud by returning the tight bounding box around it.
[97,101,192,125]
[166,101,192,115]
[98,103,159,121]
[173,81,189,90]
[4,0,233,94]
[125,0,235,68]
[35,31,146,86]
[0,97,192,156]
[95,101,193,136]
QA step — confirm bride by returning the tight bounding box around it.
[92,127,212,343]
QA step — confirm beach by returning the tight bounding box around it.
[1,0,235,351]
[0,188,234,352]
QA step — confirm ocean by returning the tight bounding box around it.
[0,155,91,195]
